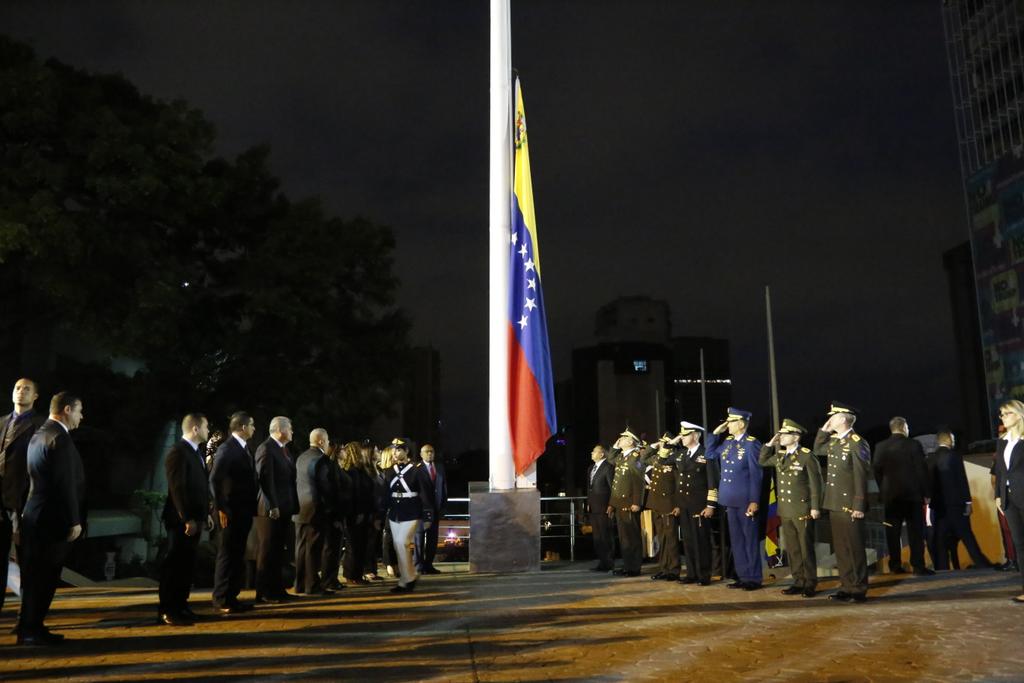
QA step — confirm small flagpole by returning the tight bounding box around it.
[699,347,708,431]
[488,0,514,490]
[765,286,780,433]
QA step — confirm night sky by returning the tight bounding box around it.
[1,2,969,451]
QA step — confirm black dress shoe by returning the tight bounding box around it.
[611,568,627,576]
[726,581,746,589]
[255,596,284,604]
[180,608,202,621]
[827,591,852,602]
[422,567,442,575]
[214,603,251,615]
[780,586,803,595]
[743,583,763,591]
[16,631,63,646]
[619,570,641,577]
[912,568,936,576]
[889,565,908,574]
[678,576,697,584]
[850,593,867,603]
[994,561,1015,572]
[802,588,817,598]
[650,572,666,581]
[698,578,711,586]
[663,574,679,581]
[158,612,193,626]
[390,584,412,594]
[590,565,611,572]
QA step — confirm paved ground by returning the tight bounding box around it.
[0,566,1021,682]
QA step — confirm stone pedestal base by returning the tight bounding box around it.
[469,488,541,573]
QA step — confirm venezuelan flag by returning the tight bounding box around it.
[765,476,781,561]
[508,77,557,476]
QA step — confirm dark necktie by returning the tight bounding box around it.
[429,463,436,482]
[0,415,21,477]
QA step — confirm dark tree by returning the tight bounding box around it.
[0,35,409,458]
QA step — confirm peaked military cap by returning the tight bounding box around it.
[827,401,858,416]
[679,421,704,435]
[619,427,640,442]
[778,418,806,434]
[725,407,752,422]
[391,437,411,449]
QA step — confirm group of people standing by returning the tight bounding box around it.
[0,376,448,646]
[161,412,449,627]
[586,401,1024,605]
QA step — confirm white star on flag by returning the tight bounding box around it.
[524,258,535,272]
[518,314,529,329]
[519,244,528,258]
[511,231,518,245]
[527,278,536,290]
[525,297,537,311]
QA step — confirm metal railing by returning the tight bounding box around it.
[435,496,587,563]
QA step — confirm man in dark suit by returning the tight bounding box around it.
[872,416,932,575]
[927,430,993,570]
[293,428,336,594]
[158,413,212,626]
[209,411,257,614]
[587,445,615,571]
[254,416,298,603]
[16,391,85,645]
[414,444,447,575]
[0,378,45,616]
[320,444,351,591]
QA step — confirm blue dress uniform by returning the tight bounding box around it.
[706,408,763,588]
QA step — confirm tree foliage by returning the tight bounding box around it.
[0,35,409,443]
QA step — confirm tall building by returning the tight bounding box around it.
[567,297,732,492]
[943,0,1024,432]
[669,337,732,431]
[943,242,990,442]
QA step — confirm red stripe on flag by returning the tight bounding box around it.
[507,323,551,475]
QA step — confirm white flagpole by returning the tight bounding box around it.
[489,0,515,491]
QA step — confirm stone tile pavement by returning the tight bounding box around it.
[0,566,1021,682]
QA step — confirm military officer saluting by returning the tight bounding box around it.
[814,401,871,603]
[759,419,823,597]
[644,434,681,581]
[608,428,648,577]
[673,421,719,586]
[706,407,764,590]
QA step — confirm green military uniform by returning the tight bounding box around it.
[608,431,648,575]
[759,419,823,595]
[813,402,872,600]
[643,439,680,580]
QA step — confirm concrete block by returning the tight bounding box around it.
[469,488,540,573]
